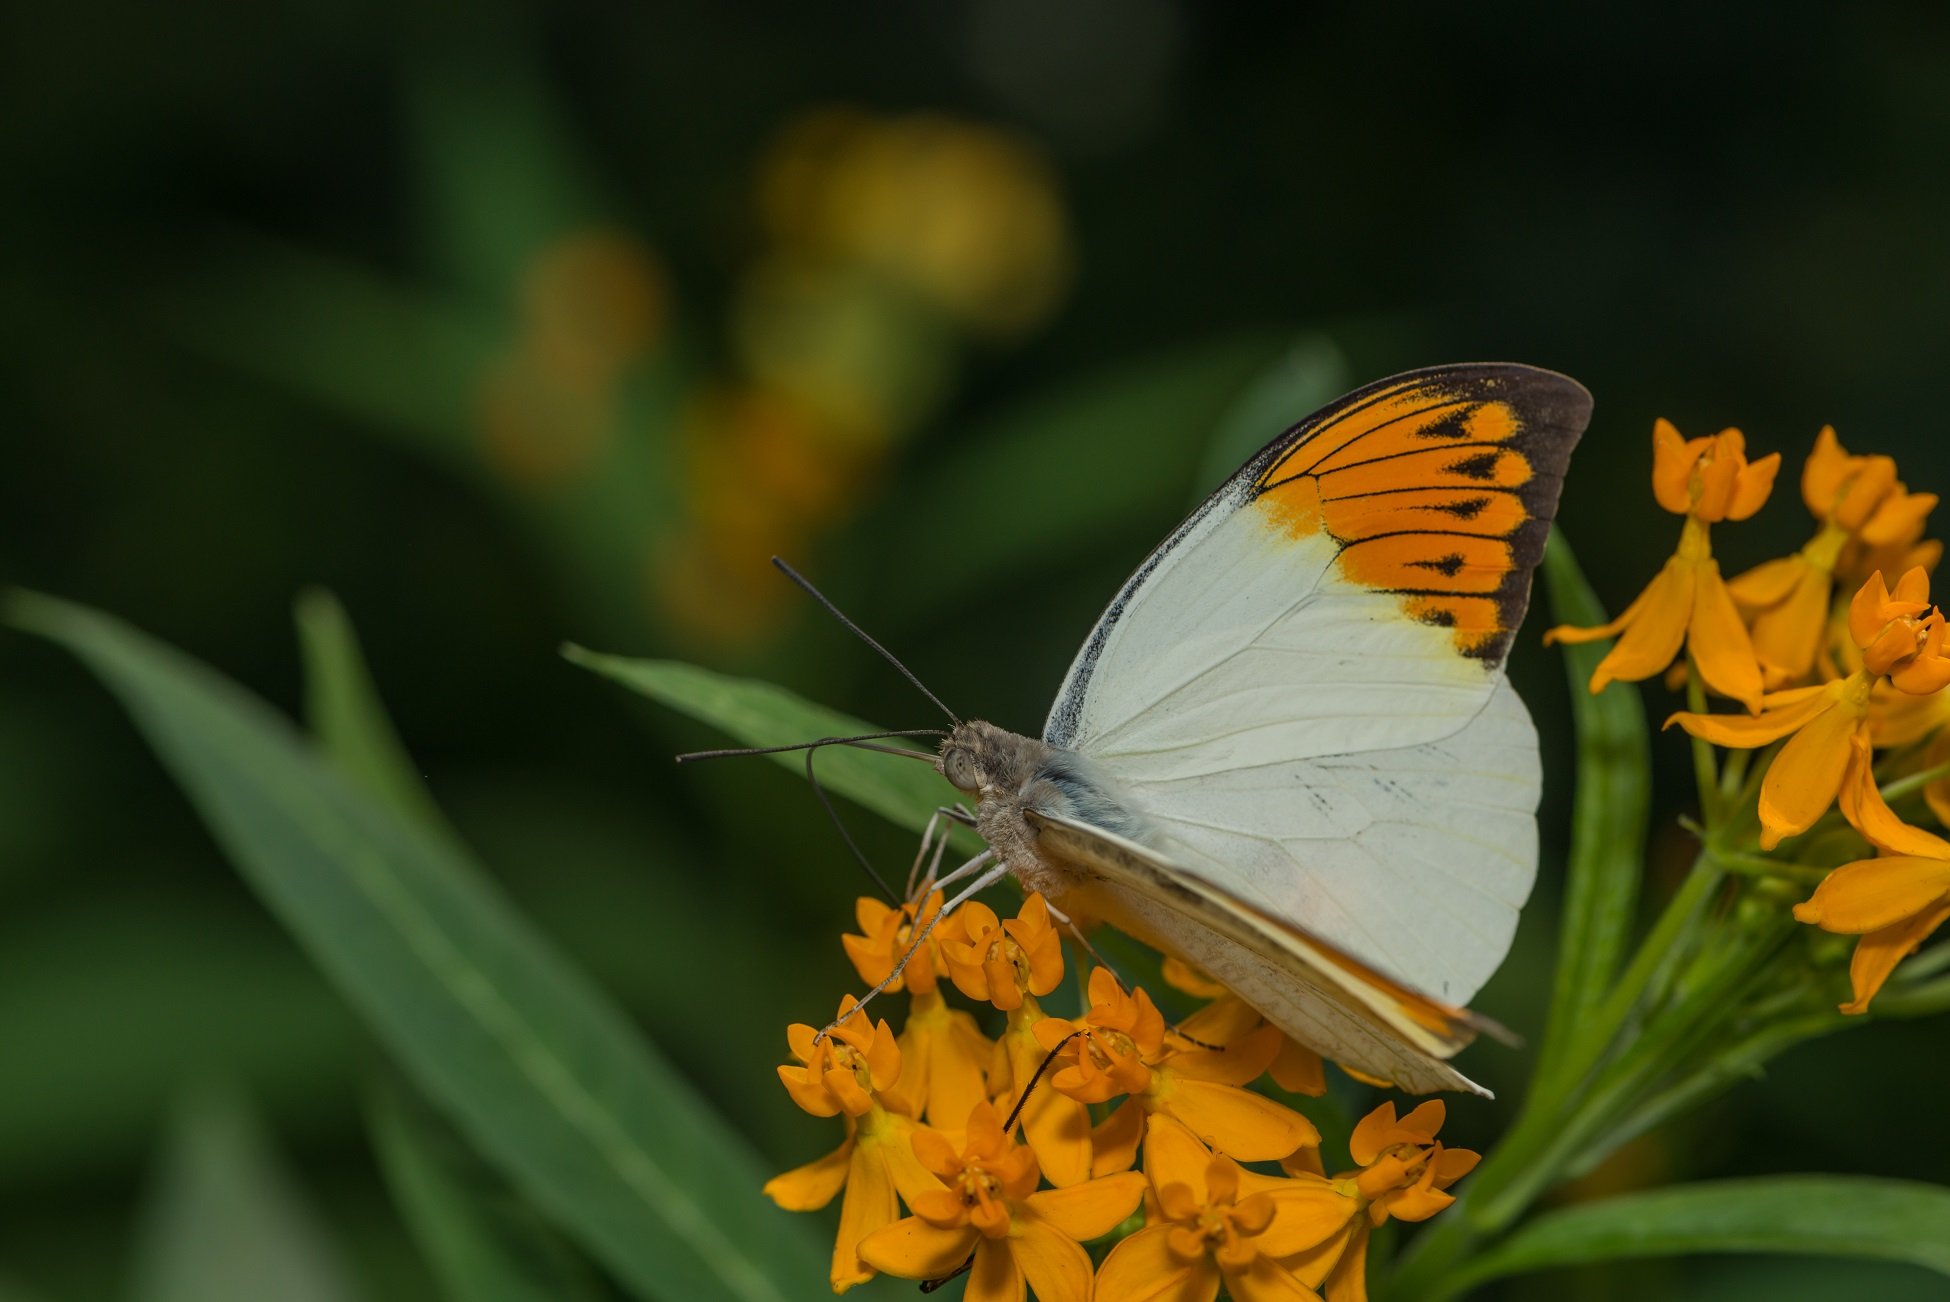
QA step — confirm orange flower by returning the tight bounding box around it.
[1095,1115,1359,1302]
[842,890,947,995]
[1794,821,1950,1014]
[842,892,992,1126]
[938,894,1065,1011]
[1346,1100,1480,1226]
[939,895,1092,1184]
[1033,965,1167,1102]
[857,1102,1147,1302]
[767,998,943,1291]
[1670,568,1950,848]
[1036,971,1318,1165]
[1732,428,1939,687]
[1546,420,1776,711]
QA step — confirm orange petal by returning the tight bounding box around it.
[833,1140,903,1291]
[1839,900,1950,1014]
[1689,563,1765,711]
[1588,559,1695,689]
[1090,1097,1146,1178]
[1666,685,1839,748]
[1006,1022,1093,1186]
[1025,1172,1148,1242]
[1169,1022,1284,1087]
[1156,1076,1320,1161]
[1745,561,1833,686]
[1726,555,1810,610]
[1862,491,1939,547]
[1270,1038,1328,1097]
[1792,854,1950,933]
[1254,1185,1363,1258]
[857,1216,978,1283]
[1801,425,1849,518]
[1837,735,1950,856]
[1095,1226,1219,1302]
[1651,418,1704,514]
[1727,451,1781,521]
[1007,1213,1095,1302]
[1758,706,1862,848]
[1221,1255,1325,1302]
[1142,1112,1216,1201]
[967,1236,1026,1302]
[764,1134,854,1211]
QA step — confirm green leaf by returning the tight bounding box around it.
[7,592,828,1302]
[1434,1176,1950,1300]
[295,589,456,843]
[1192,334,1348,497]
[1532,530,1650,1098]
[128,1090,368,1302]
[367,1077,604,1302]
[564,650,977,857]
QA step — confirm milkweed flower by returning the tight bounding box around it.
[1036,969,1320,1165]
[939,895,1092,1185]
[856,1102,1147,1302]
[1164,956,1328,1096]
[766,997,944,1291]
[842,892,992,1126]
[1670,567,1950,848]
[1546,420,1777,711]
[1095,1114,1359,1302]
[1794,832,1950,1014]
[1346,1100,1481,1226]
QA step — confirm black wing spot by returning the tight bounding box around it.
[1432,496,1491,520]
[1447,451,1503,480]
[1409,553,1468,577]
[1418,606,1458,627]
[1415,407,1478,440]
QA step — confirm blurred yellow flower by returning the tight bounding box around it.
[1547,420,1777,711]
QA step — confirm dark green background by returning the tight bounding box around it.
[5,5,1948,1299]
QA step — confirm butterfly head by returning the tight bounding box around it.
[938,721,1049,802]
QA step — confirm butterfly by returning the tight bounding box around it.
[909,362,1590,1096]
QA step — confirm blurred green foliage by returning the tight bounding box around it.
[6,4,1950,1299]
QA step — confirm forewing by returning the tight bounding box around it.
[1042,364,1586,1002]
[1026,808,1489,1096]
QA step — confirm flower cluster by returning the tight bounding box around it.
[1549,421,1950,1013]
[765,891,1478,1298]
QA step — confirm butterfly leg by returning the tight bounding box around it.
[818,850,1008,1041]
[1039,896,1128,992]
[909,805,980,901]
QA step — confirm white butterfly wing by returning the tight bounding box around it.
[1044,364,1588,1007]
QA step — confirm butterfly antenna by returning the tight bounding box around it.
[772,557,961,725]
[805,746,898,902]
[675,729,946,764]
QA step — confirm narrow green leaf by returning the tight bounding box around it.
[1532,531,1650,1097]
[367,1077,603,1302]
[8,592,827,1302]
[128,1090,368,1302]
[1436,1177,1950,1299]
[295,589,455,842]
[564,650,977,856]
[1192,334,1348,497]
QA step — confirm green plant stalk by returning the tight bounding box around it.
[1387,857,1724,1294]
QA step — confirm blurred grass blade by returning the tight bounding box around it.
[1532,531,1649,1097]
[7,593,827,1302]
[1432,1176,1950,1300]
[1193,334,1348,498]
[296,589,455,841]
[564,651,978,855]
[875,332,1286,612]
[368,1077,603,1302]
[128,1090,367,1302]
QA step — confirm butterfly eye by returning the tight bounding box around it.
[943,748,979,792]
